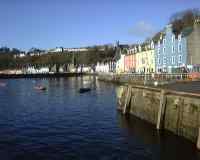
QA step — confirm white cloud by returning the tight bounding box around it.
[128,21,156,39]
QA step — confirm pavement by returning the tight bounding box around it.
[162,81,200,94]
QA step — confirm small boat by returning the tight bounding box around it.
[79,88,91,93]
[0,82,6,87]
[34,85,47,91]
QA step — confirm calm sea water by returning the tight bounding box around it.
[0,76,199,160]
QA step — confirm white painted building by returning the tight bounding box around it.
[95,62,110,73]
[14,53,26,58]
[26,67,49,74]
[48,47,63,53]
[95,61,116,73]
[64,48,89,52]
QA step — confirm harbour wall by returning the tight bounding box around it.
[0,72,85,79]
[116,85,200,148]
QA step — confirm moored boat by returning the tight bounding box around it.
[79,88,91,93]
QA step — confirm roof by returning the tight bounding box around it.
[182,26,194,37]
[113,47,121,61]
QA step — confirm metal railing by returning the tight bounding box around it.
[99,73,190,81]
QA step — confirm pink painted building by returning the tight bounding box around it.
[124,49,136,72]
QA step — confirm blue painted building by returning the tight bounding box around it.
[155,21,200,73]
[155,24,187,73]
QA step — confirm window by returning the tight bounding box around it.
[178,44,182,53]
[172,35,175,43]
[163,38,166,45]
[157,48,160,54]
[178,55,182,63]
[151,58,154,64]
[158,58,161,65]
[163,47,166,54]
[163,57,166,65]
[172,46,175,53]
[171,56,175,64]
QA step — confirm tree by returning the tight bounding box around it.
[170,8,200,36]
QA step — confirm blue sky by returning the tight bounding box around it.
[0,0,199,50]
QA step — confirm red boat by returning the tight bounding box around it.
[34,85,47,91]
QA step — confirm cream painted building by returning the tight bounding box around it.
[136,42,155,73]
[116,54,125,73]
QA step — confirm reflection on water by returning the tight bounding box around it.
[0,76,199,160]
[118,112,200,160]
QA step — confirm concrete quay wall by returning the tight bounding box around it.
[116,85,200,148]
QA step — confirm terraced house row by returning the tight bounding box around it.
[96,19,200,74]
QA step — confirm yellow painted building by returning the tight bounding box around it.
[136,43,155,73]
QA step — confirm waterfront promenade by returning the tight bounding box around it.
[98,73,200,93]
[162,81,200,94]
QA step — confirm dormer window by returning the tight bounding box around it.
[172,35,175,43]
[178,34,182,42]
[139,45,142,52]
[158,41,160,48]
[151,41,154,49]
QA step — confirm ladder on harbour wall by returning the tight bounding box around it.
[156,90,167,130]
[123,86,132,114]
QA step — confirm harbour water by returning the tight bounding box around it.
[0,76,199,160]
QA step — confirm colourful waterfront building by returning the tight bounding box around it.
[115,43,129,73]
[135,41,155,73]
[124,47,136,73]
[116,54,125,73]
[155,21,200,73]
